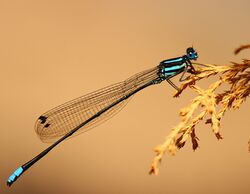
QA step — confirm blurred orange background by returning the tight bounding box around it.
[1,1,250,193]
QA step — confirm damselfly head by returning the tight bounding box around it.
[186,47,198,60]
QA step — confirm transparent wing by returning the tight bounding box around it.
[35,66,159,143]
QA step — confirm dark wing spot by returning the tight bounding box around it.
[44,123,50,128]
[38,116,47,124]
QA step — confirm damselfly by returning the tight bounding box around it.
[7,47,198,186]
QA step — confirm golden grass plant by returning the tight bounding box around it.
[150,45,250,175]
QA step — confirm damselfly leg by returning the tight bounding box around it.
[166,79,180,91]
[165,65,190,91]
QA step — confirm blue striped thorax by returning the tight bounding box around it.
[157,47,198,81]
[159,56,187,78]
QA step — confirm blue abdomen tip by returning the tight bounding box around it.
[7,166,24,186]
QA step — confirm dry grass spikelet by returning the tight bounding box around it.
[149,45,250,175]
